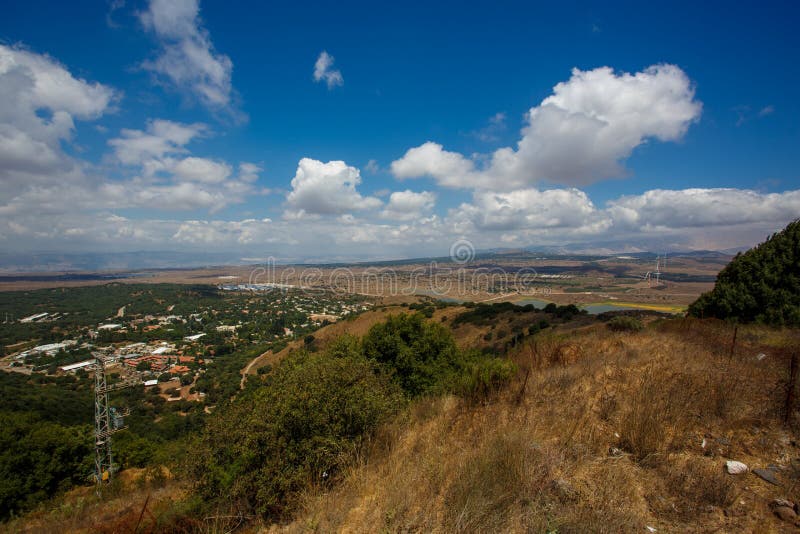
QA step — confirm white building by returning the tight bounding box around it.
[60,359,95,372]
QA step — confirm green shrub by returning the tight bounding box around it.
[452,302,535,326]
[455,356,517,403]
[188,349,402,519]
[607,316,644,332]
[361,313,461,397]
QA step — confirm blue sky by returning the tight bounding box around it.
[1,0,798,262]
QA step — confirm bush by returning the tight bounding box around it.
[452,302,535,326]
[607,316,644,332]
[188,349,402,519]
[361,313,461,397]
[455,356,517,404]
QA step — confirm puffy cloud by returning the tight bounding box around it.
[313,51,343,89]
[171,156,231,183]
[172,218,278,244]
[0,45,115,122]
[391,142,481,188]
[2,185,799,258]
[607,188,800,230]
[392,64,701,189]
[380,190,436,220]
[139,0,235,110]
[446,186,800,249]
[285,158,381,218]
[0,44,116,194]
[453,188,605,232]
[102,180,229,211]
[109,119,206,167]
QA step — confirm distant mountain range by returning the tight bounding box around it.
[0,251,242,273]
[0,245,738,273]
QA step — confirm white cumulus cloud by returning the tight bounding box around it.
[285,158,380,218]
[171,156,231,183]
[0,44,117,194]
[392,64,702,189]
[380,190,436,220]
[453,188,605,232]
[607,188,800,230]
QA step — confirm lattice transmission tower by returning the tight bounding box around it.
[93,354,133,491]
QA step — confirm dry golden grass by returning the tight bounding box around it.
[275,319,800,533]
[2,467,197,534]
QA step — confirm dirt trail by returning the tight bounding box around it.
[240,349,271,388]
[238,306,410,389]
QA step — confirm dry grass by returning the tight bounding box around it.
[2,468,196,534]
[274,319,798,533]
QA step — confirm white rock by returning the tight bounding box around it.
[726,460,748,474]
[756,353,767,361]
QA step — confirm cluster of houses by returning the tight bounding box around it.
[7,290,373,401]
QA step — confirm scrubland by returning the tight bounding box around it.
[6,316,800,533]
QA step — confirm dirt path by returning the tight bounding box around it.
[238,306,411,389]
[240,348,274,389]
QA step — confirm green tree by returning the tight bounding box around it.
[689,219,800,326]
[0,412,92,520]
[361,313,460,396]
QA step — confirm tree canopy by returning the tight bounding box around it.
[689,219,800,326]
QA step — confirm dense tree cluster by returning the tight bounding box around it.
[0,374,93,520]
[689,219,800,326]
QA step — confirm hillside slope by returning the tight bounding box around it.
[6,312,800,533]
[278,320,800,533]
